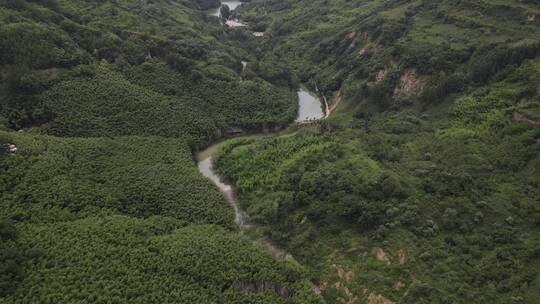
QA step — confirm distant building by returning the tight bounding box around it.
[226,19,247,28]
[8,144,17,153]
[253,32,265,37]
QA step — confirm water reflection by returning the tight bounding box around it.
[296,89,325,122]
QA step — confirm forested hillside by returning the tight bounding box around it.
[215,0,540,303]
[2,0,540,303]
[0,0,320,303]
[0,0,298,146]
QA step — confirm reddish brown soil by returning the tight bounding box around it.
[512,112,540,126]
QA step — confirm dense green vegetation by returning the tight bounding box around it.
[0,0,297,142]
[1,216,320,303]
[0,131,234,226]
[2,0,540,302]
[39,64,217,146]
[0,129,321,303]
[237,0,540,98]
[0,0,319,303]
[124,61,297,133]
[215,0,540,303]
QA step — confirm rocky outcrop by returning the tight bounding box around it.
[5,143,17,153]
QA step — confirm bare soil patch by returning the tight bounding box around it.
[512,112,540,126]
[394,69,424,97]
[372,247,390,264]
[367,293,394,304]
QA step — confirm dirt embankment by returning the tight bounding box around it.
[367,68,389,87]
[512,112,540,126]
[394,69,424,97]
[372,247,391,264]
[325,89,343,118]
